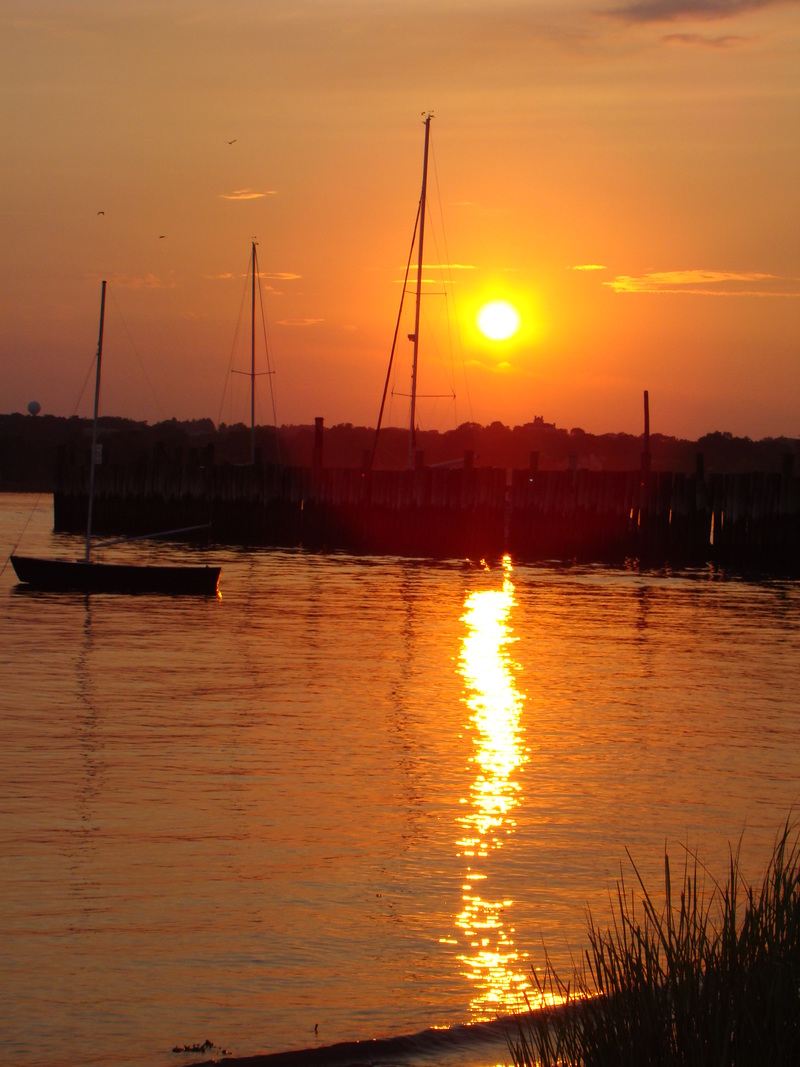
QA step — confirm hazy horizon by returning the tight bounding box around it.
[4,405,799,446]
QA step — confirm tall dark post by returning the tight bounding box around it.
[85,279,107,562]
[641,389,651,476]
[313,417,324,469]
[250,240,257,465]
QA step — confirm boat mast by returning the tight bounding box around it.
[85,279,107,562]
[250,239,257,465]
[409,112,432,469]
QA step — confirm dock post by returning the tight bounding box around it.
[313,417,324,469]
[641,389,651,476]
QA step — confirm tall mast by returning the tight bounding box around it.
[85,279,107,562]
[409,112,432,469]
[250,240,257,465]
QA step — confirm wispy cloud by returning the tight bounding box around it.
[467,357,514,373]
[605,269,799,295]
[275,317,324,327]
[571,263,608,271]
[663,31,746,44]
[395,263,476,285]
[110,272,166,290]
[394,278,455,285]
[219,189,277,200]
[606,0,794,24]
[407,263,477,271]
[261,271,301,281]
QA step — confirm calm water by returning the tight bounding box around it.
[2,492,799,1067]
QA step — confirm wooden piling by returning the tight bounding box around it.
[52,445,800,571]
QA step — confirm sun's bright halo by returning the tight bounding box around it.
[477,300,521,342]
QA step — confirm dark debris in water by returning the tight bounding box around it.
[173,1038,231,1056]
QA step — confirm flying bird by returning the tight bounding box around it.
[159,235,166,239]
[97,210,104,215]
[227,138,237,144]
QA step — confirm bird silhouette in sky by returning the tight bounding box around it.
[97,210,104,215]
[227,138,237,144]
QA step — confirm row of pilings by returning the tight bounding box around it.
[53,450,800,571]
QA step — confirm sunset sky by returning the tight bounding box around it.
[1,0,798,440]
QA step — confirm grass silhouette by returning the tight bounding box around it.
[510,821,800,1067]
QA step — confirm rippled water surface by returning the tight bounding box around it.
[2,493,799,1067]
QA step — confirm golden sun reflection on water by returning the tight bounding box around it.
[454,557,532,1018]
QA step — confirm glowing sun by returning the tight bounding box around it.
[476,300,521,341]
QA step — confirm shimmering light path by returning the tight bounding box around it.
[455,558,530,1016]
[2,495,799,1067]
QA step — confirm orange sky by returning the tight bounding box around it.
[1,0,798,440]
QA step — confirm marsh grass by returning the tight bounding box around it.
[509,823,800,1066]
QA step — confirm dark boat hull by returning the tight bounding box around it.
[10,555,220,595]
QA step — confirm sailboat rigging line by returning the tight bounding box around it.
[253,242,280,458]
[85,280,106,563]
[429,143,471,426]
[106,287,169,423]
[392,392,454,400]
[68,284,169,424]
[9,278,221,595]
[5,493,46,569]
[250,240,256,460]
[95,524,212,549]
[72,359,96,419]
[217,249,252,427]
[220,242,280,463]
[373,113,453,468]
[369,202,421,471]
[409,113,432,468]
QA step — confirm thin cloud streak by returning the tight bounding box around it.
[393,278,455,285]
[276,318,324,326]
[211,271,299,281]
[219,189,277,200]
[606,269,799,294]
[663,31,747,44]
[407,263,477,271]
[109,272,167,290]
[606,0,797,23]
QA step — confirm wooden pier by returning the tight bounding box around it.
[508,464,799,569]
[53,449,799,571]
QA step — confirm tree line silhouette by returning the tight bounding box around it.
[1,411,798,493]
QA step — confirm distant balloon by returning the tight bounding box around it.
[27,400,41,416]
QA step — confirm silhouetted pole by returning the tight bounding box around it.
[251,240,257,465]
[85,279,107,562]
[641,389,651,476]
[409,113,432,469]
[313,417,324,469]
